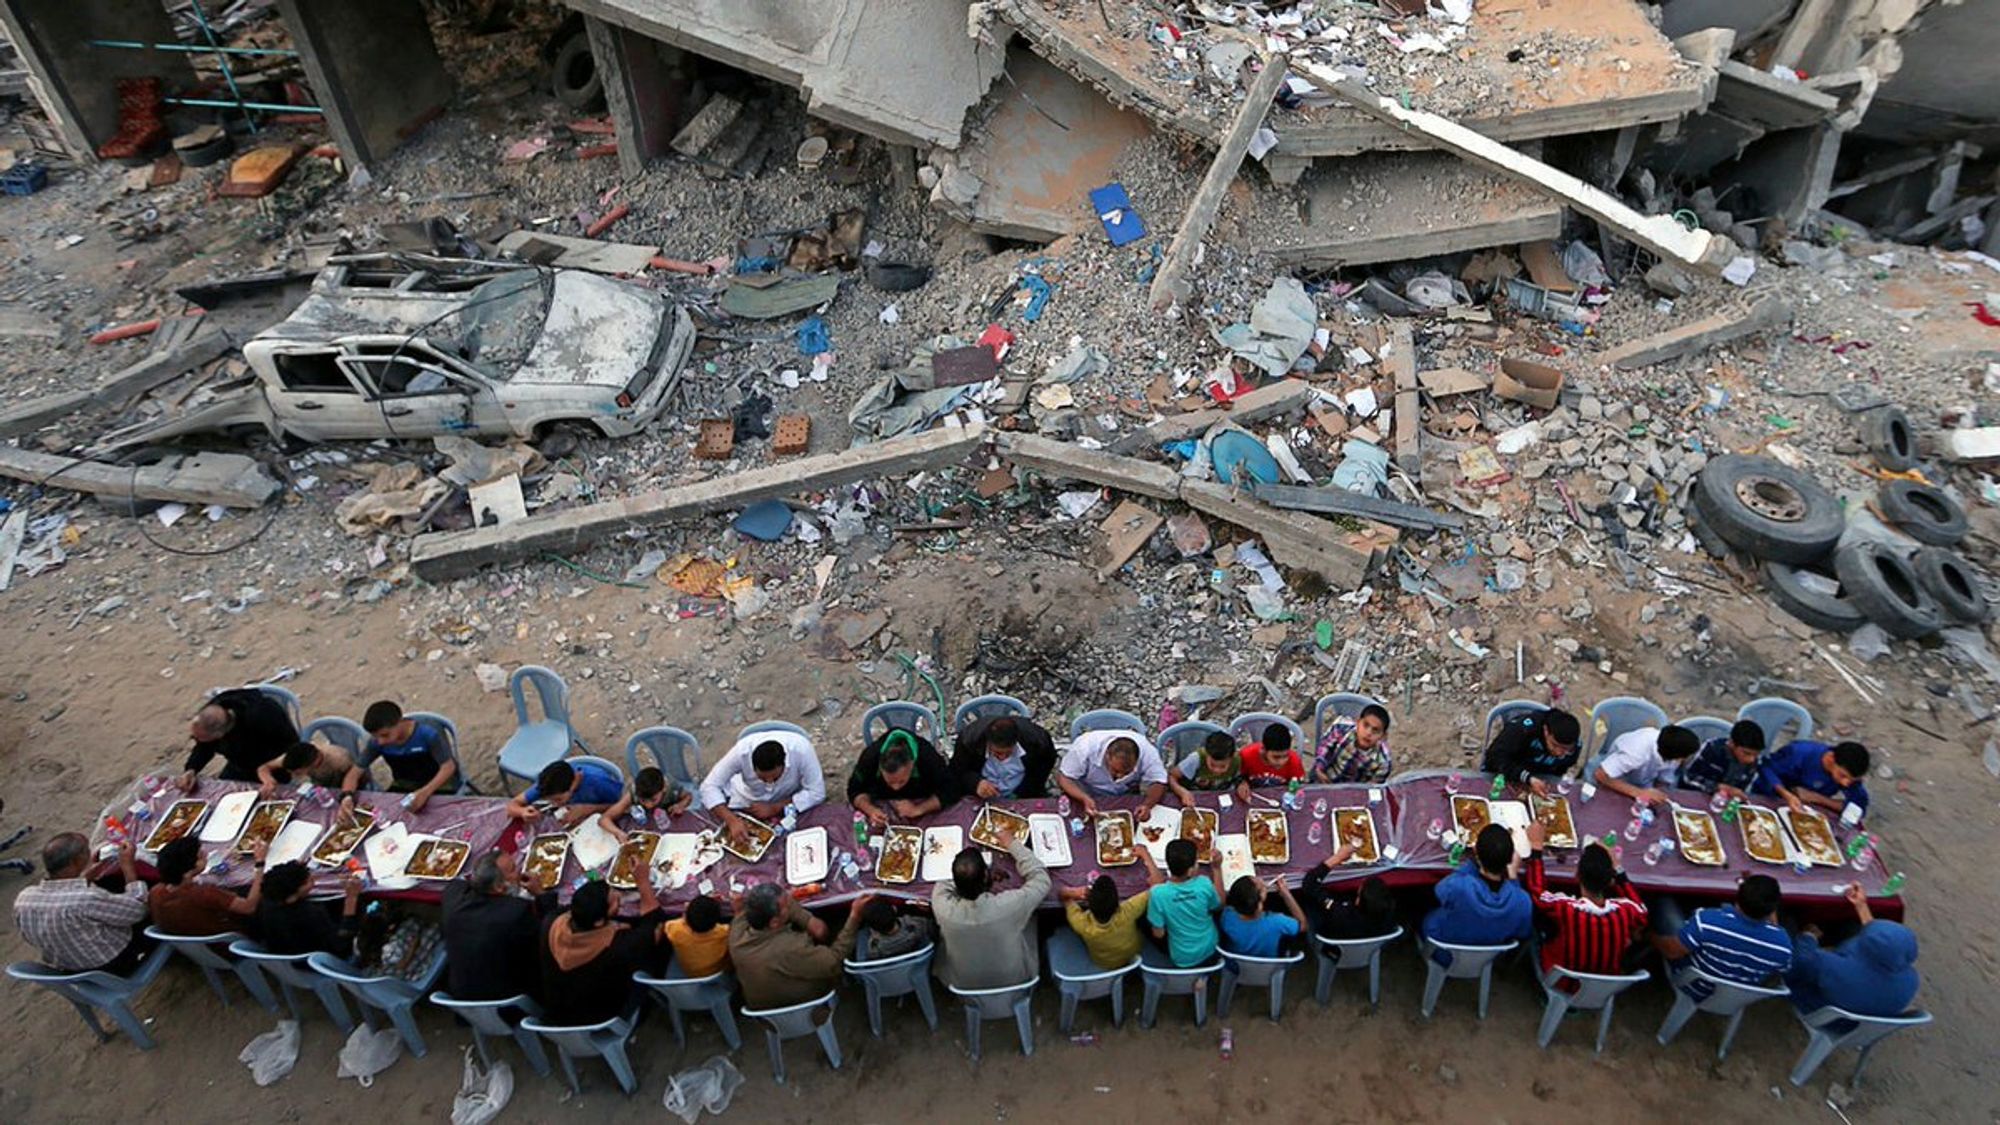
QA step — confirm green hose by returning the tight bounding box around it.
[895,652,947,720]
[543,552,650,589]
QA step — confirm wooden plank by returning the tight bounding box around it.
[0,447,279,507]
[0,325,233,439]
[999,432,1181,500]
[1251,482,1464,532]
[1148,56,1288,310]
[1599,296,1793,370]
[411,423,988,580]
[1097,500,1164,580]
[1386,323,1420,479]
[1106,378,1314,454]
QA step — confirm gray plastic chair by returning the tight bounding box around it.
[1586,696,1669,757]
[1737,697,1815,751]
[1139,945,1221,1028]
[1484,700,1543,746]
[862,701,942,745]
[1227,711,1305,749]
[1789,1005,1932,1087]
[1313,926,1404,1009]
[739,720,810,741]
[625,726,703,788]
[1218,948,1304,1023]
[249,682,304,729]
[144,927,277,1011]
[301,716,368,760]
[521,1013,637,1094]
[948,977,1037,1060]
[1158,720,1228,760]
[229,939,354,1031]
[1313,693,1382,749]
[497,665,583,792]
[1418,937,1517,1020]
[742,990,842,1084]
[633,962,742,1049]
[1047,930,1137,1031]
[6,945,173,1049]
[405,710,473,794]
[1069,709,1147,739]
[431,992,551,1076]
[954,694,1029,732]
[1536,965,1651,1052]
[1676,716,1734,748]
[309,947,447,1057]
[842,933,938,1037]
[1656,965,1790,1059]
[569,754,626,785]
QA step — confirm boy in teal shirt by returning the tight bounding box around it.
[1146,838,1223,967]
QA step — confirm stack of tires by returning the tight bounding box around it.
[1689,453,1988,639]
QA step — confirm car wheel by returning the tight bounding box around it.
[1690,455,1845,563]
[550,30,603,111]
[1832,540,1942,639]
[1761,560,1865,633]
[1875,480,1966,546]
[1911,546,1989,624]
[1861,406,1917,471]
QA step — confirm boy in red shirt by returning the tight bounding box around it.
[1239,725,1306,789]
[1520,822,1648,985]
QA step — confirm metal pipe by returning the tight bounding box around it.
[88,40,298,57]
[187,0,258,134]
[162,96,322,114]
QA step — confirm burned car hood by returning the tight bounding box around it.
[508,271,666,387]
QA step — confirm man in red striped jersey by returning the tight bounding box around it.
[1521,822,1648,987]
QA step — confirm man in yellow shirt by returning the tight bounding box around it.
[1058,848,1165,969]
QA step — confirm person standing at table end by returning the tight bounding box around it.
[13,832,152,974]
[1521,823,1648,982]
[1421,823,1532,960]
[1756,739,1872,819]
[933,824,1049,989]
[1146,838,1223,968]
[1168,730,1249,806]
[340,702,459,817]
[729,883,870,1009]
[849,728,961,830]
[150,835,264,937]
[951,715,1057,800]
[1481,707,1582,797]
[256,862,362,958]
[1784,883,1920,1019]
[1056,730,1169,819]
[1676,720,1767,799]
[698,729,827,849]
[1240,725,1306,790]
[443,850,554,1003]
[1060,852,1162,970]
[178,687,299,792]
[504,759,624,830]
[1592,724,1700,809]
[1648,874,1791,1001]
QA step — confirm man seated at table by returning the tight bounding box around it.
[1521,824,1648,983]
[951,714,1058,800]
[1056,730,1169,819]
[1676,720,1767,799]
[149,836,264,937]
[539,877,668,1026]
[1313,704,1395,785]
[1421,824,1533,958]
[1785,884,1919,1018]
[13,832,152,974]
[600,767,694,841]
[1146,839,1223,968]
[1756,739,1872,818]
[256,739,356,799]
[1591,724,1699,808]
[178,687,300,791]
[1220,873,1307,957]
[729,883,870,1009]
[256,862,362,958]
[503,759,625,829]
[1240,725,1306,790]
[341,702,459,816]
[858,898,935,961]
[443,851,553,1002]
[698,728,827,849]
[1648,875,1791,1000]
[1481,707,1583,797]
[848,728,961,829]
[1299,845,1396,947]
[933,823,1050,988]
[1060,851,1163,970]
[1167,730,1249,806]
[665,894,730,978]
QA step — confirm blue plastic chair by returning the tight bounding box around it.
[1537,966,1651,1052]
[431,992,551,1076]
[569,755,626,785]
[521,1013,638,1095]
[1313,926,1403,1009]
[633,962,742,1049]
[229,939,355,1031]
[948,977,1037,1060]
[404,710,474,795]
[302,716,368,760]
[1656,965,1789,1060]
[861,701,942,746]
[1737,697,1815,751]
[497,665,584,793]
[249,682,304,729]
[1158,720,1228,761]
[953,694,1029,732]
[742,990,842,1084]
[1313,693,1382,750]
[625,726,703,788]
[1676,716,1734,748]
[1047,930,1137,1032]
[738,721,810,741]
[1788,1005,1932,1087]
[1218,948,1304,1023]
[1228,711,1305,750]
[1484,700,1543,746]
[309,947,447,1057]
[6,945,173,1049]
[1586,696,1669,757]
[1069,709,1147,739]
[144,927,277,1011]
[1418,937,1516,1020]
[1139,945,1221,1028]
[842,933,938,1037]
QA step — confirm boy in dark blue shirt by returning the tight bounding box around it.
[1677,720,1766,798]
[340,701,459,816]
[1756,740,1870,817]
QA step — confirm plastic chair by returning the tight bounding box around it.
[1484,700,1543,746]
[1676,716,1734,748]
[1228,711,1305,749]
[842,933,938,1037]
[405,710,473,794]
[1139,945,1221,1028]
[229,939,354,1031]
[569,754,626,785]
[143,927,277,1011]
[633,962,743,1050]
[1418,938,1517,1020]
[742,990,842,1085]
[6,945,173,1049]
[497,665,584,792]
[625,726,703,788]
[1313,926,1404,1009]
[1788,1005,1931,1087]
[1536,966,1651,1052]
[1586,696,1669,757]
[862,701,942,746]
[431,992,551,1076]
[1218,948,1304,1023]
[1158,720,1228,761]
[1737,697,1815,751]
[1069,709,1147,739]
[249,682,304,729]
[1313,693,1382,750]
[954,694,1029,732]
[1046,930,1137,1032]
[738,720,810,741]
[1656,965,1789,1060]
[309,947,447,1057]
[948,977,1037,1060]
[302,716,368,760]
[521,1014,637,1095]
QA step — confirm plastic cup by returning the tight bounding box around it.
[1425,818,1444,841]
[1622,818,1643,842]
[1445,772,1462,795]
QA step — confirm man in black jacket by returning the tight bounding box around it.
[443,851,554,1001]
[538,877,668,1026]
[949,715,1057,800]
[1480,707,1583,796]
[255,862,361,958]
[179,687,299,791]
[848,729,960,828]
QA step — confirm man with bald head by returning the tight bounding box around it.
[13,831,153,974]
[178,687,299,792]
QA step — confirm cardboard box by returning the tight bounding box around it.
[1494,357,1565,410]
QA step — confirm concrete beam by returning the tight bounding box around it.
[1259,151,1563,271]
[0,447,279,507]
[276,0,453,171]
[1149,57,1288,310]
[1715,61,1841,130]
[998,432,1181,501]
[1599,296,1793,370]
[1105,378,1317,455]
[0,0,189,159]
[0,323,233,439]
[586,14,684,180]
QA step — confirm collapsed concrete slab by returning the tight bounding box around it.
[1714,61,1840,130]
[1256,152,1563,270]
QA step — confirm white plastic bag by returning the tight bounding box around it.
[239,1020,300,1086]
[662,1056,745,1123]
[451,1047,514,1125]
[335,1025,404,1087]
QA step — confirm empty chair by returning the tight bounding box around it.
[1788,1005,1932,1087]
[6,945,173,1049]
[250,682,305,729]
[1313,693,1382,749]
[521,1013,638,1095]
[1418,938,1517,1020]
[229,939,354,1031]
[301,716,368,760]
[1047,930,1137,1032]
[1676,716,1734,748]
[1483,700,1544,746]
[861,701,942,746]
[431,992,551,1076]
[949,977,1037,1060]
[1737,697,1815,751]
[144,927,277,1011]
[1536,966,1651,1052]
[1139,946,1221,1028]
[954,694,1029,732]
[309,947,447,1057]
[1069,709,1147,739]
[1313,926,1404,1009]
[568,754,625,785]
[497,665,584,792]
[633,963,743,1050]
[404,710,473,794]
[1227,711,1305,749]
[625,725,703,788]
[842,933,938,1038]
[1157,720,1228,761]
[1585,696,1668,758]
[1218,949,1305,1023]
[738,720,810,741]
[1655,965,1789,1060]
[742,990,842,1085]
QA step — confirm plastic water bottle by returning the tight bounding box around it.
[1722,798,1741,824]
[1219,1028,1234,1061]
[853,814,870,850]
[1307,821,1323,847]
[1881,872,1906,895]
[1069,1032,1099,1047]
[1600,831,1618,851]
[1843,831,1872,860]
[1057,794,1072,819]
[1489,774,1506,800]
[1643,840,1664,866]
[1622,817,1643,842]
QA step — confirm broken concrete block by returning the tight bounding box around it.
[671,95,743,157]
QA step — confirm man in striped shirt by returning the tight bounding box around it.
[1522,822,1648,983]
[1648,875,1792,1000]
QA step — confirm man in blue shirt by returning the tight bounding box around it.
[1219,873,1306,958]
[505,759,624,828]
[1422,824,1533,958]
[1786,885,1920,1018]
[1649,874,1792,1001]
[1676,720,1766,798]
[1755,739,1870,817]
[340,701,459,816]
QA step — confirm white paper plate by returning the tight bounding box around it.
[265,819,322,867]
[362,821,414,882]
[1027,813,1072,868]
[1216,833,1254,890]
[786,826,830,886]
[1136,806,1182,864]
[569,816,621,870]
[920,826,962,884]
[199,791,258,844]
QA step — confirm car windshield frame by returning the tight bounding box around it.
[453,270,553,379]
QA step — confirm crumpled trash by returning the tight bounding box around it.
[451,1047,513,1125]
[624,548,668,584]
[336,1025,404,1086]
[1329,439,1390,494]
[1493,558,1527,592]
[663,1055,746,1123]
[1494,421,1541,455]
[1039,344,1108,386]
[334,463,449,535]
[1562,241,1611,288]
[732,390,774,440]
[1213,277,1315,377]
[1404,271,1470,309]
[1847,623,1891,663]
[436,435,543,489]
[796,316,831,356]
[239,1020,300,1086]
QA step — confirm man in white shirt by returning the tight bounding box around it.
[1055,728,1168,818]
[1592,724,1699,807]
[699,729,826,847]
